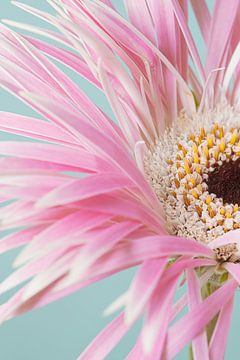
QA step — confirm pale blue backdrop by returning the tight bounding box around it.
[0,1,239,359]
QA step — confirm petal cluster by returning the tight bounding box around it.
[0,0,240,359]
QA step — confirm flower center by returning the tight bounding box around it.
[207,158,240,205]
[144,104,240,243]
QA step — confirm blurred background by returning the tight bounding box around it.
[0,1,239,359]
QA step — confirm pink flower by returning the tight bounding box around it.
[0,0,240,358]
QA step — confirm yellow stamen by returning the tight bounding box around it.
[174,178,180,188]
[189,177,196,187]
[203,146,209,160]
[220,207,225,215]
[193,153,199,164]
[167,159,173,165]
[230,131,237,145]
[195,165,202,174]
[184,160,191,174]
[211,122,218,135]
[177,144,187,156]
[188,134,195,142]
[207,135,214,148]
[183,192,190,207]
[206,195,212,205]
[208,205,215,218]
[201,127,206,139]
[214,149,219,161]
[219,139,226,152]
[191,189,199,199]
[196,205,202,217]
[234,204,239,213]
[178,171,184,180]
[192,143,198,154]
[219,127,224,139]
[182,147,187,156]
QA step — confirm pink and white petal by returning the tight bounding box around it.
[224,262,240,284]
[124,0,156,44]
[103,291,128,317]
[171,0,205,84]
[36,173,133,208]
[61,221,141,286]
[77,313,130,360]
[25,36,101,88]
[206,0,239,74]
[190,0,210,45]
[0,112,78,145]
[0,157,83,173]
[148,0,178,122]
[0,225,46,255]
[209,229,240,249]
[0,141,109,173]
[141,276,179,356]
[21,249,78,302]
[187,269,209,360]
[125,340,144,360]
[81,0,195,113]
[15,211,113,266]
[125,258,168,324]
[0,34,123,146]
[166,279,238,358]
[20,92,158,206]
[209,297,234,360]
[0,247,68,295]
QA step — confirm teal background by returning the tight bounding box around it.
[0,1,239,359]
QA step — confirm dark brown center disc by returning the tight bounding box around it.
[206,158,240,205]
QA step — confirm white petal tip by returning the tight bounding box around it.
[34,199,48,209]
[141,330,154,355]
[124,310,136,326]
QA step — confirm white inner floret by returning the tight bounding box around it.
[144,103,240,244]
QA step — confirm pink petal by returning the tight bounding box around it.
[190,0,210,44]
[0,225,45,255]
[166,279,238,358]
[209,298,234,360]
[0,141,107,172]
[77,313,129,360]
[206,0,239,73]
[36,173,133,208]
[125,258,168,324]
[141,275,179,356]
[0,111,78,145]
[26,37,101,88]
[186,269,209,360]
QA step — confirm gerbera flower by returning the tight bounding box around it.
[1,0,240,358]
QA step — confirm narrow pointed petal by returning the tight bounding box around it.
[187,269,209,360]
[125,258,168,324]
[206,0,239,73]
[77,313,129,360]
[209,298,234,360]
[166,280,238,358]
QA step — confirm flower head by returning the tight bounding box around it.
[1,0,240,358]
